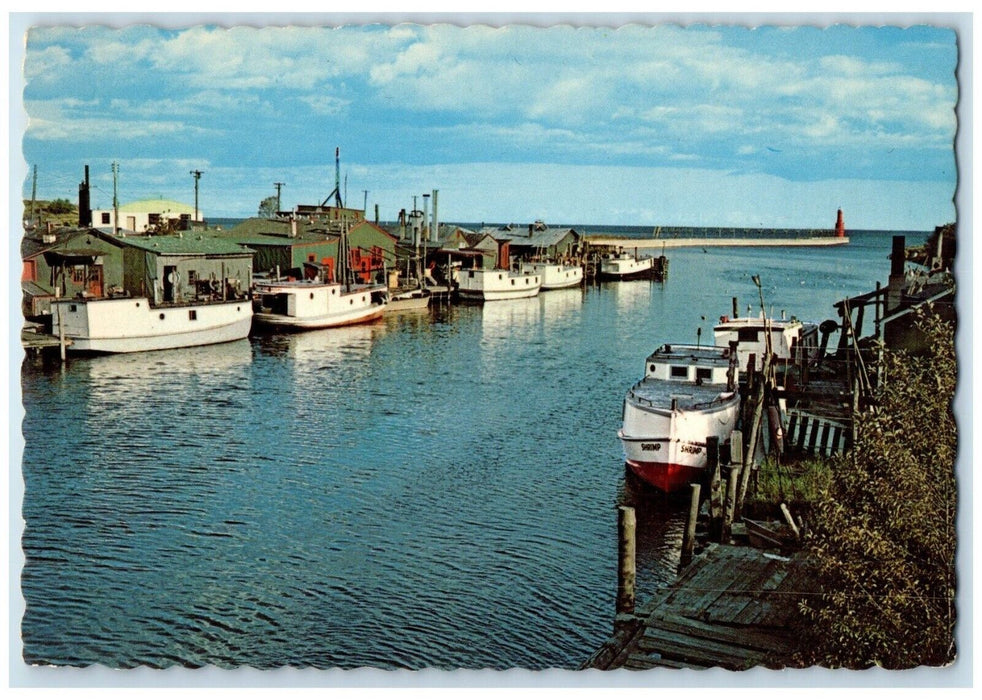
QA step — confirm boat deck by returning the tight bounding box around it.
[628,379,733,410]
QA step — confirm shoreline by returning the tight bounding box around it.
[585,236,850,249]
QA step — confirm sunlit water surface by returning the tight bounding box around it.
[19,232,901,669]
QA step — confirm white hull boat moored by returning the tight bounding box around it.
[50,297,253,353]
[522,262,584,289]
[253,280,387,329]
[457,268,542,301]
[618,344,741,493]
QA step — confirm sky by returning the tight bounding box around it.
[13,15,961,231]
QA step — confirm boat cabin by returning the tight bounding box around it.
[713,314,819,370]
[644,345,734,386]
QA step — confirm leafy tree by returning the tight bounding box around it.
[258,195,279,219]
[47,198,75,214]
[797,309,957,668]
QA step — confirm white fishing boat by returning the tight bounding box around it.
[618,344,740,493]
[714,311,819,371]
[49,296,253,353]
[385,286,431,312]
[45,229,254,354]
[521,261,583,289]
[253,222,387,329]
[456,267,542,301]
[252,279,387,329]
[598,249,655,280]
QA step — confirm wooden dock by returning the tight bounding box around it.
[21,324,71,358]
[582,543,816,671]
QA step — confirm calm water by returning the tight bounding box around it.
[18,231,905,670]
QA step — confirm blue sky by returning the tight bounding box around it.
[15,17,960,230]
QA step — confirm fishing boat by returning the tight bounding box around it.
[714,311,819,371]
[456,267,542,301]
[598,249,655,280]
[618,344,741,493]
[521,261,584,289]
[50,296,253,353]
[385,286,431,312]
[253,223,388,329]
[45,228,254,354]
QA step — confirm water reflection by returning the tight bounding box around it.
[538,287,585,327]
[252,321,385,366]
[479,296,544,344]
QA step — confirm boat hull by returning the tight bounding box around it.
[599,256,655,280]
[457,269,542,301]
[50,298,253,353]
[253,281,387,329]
[385,290,431,312]
[254,304,384,329]
[618,390,740,493]
[524,263,584,289]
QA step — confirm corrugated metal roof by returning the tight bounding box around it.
[116,233,252,256]
[507,228,581,248]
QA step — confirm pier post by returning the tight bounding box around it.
[54,290,66,363]
[616,506,636,618]
[679,483,701,572]
[738,355,771,517]
[723,466,739,540]
[707,436,723,542]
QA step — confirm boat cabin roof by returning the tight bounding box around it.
[645,344,732,366]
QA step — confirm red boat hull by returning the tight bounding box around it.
[625,459,703,493]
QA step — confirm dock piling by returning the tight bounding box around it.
[707,436,723,541]
[616,505,636,618]
[679,483,701,572]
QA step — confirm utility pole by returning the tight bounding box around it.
[273,182,285,212]
[363,189,368,214]
[190,169,203,222]
[112,161,119,235]
[30,164,37,227]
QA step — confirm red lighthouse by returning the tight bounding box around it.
[835,209,846,238]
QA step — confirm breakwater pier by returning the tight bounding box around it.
[586,235,849,250]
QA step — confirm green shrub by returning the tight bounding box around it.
[796,309,956,668]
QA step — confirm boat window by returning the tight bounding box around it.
[696,367,712,381]
[649,364,656,373]
[69,304,77,312]
[468,270,475,279]
[670,366,689,379]
[738,328,759,342]
[511,279,515,286]
[188,310,197,321]
[310,293,314,299]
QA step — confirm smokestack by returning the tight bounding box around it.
[422,194,430,242]
[431,189,439,242]
[835,209,845,238]
[78,165,91,227]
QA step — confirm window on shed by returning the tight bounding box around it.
[101,212,111,224]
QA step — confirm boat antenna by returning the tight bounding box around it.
[752,274,773,361]
[321,147,344,208]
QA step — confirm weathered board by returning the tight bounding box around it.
[583,543,816,671]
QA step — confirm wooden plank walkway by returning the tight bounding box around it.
[583,543,817,671]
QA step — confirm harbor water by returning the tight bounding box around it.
[19,231,906,669]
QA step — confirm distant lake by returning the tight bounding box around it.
[19,230,908,669]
